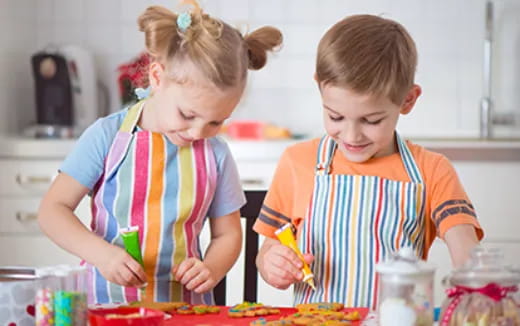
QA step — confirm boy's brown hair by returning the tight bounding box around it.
[316,15,417,105]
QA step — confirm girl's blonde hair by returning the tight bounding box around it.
[138,0,282,89]
[316,15,417,105]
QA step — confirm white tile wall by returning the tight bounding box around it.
[1,0,519,138]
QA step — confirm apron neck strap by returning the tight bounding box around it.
[119,100,145,133]
[315,133,424,183]
[395,132,423,183]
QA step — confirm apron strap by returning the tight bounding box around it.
[315,135,337,175]
[119,100,145,132]
[314,133,424,184]
[395,132,423,184]
[104,101,145,179]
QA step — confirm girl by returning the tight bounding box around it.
[38,0,282,305]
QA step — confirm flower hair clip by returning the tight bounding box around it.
[177,12,192,32]
[135,86,151,100]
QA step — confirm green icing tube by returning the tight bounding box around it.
[120,226,144,266]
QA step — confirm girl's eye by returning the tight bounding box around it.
[364,118,383,125]
[329,115,343,122]
[179,109,195,120]
[210,121,223,127]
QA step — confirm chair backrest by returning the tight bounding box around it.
[213,190,266,305]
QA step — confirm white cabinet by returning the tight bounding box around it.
[0,155,90,267]
[451,161,520,241]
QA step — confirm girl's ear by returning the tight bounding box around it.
[400,84,422,115]
[149,62,165,89]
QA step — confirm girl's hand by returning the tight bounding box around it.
[96,245,147,288]
[172,258,217,294]
[257,239,314,290]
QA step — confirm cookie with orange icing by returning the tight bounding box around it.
[228,302,280,318]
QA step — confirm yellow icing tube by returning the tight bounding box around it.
[275,223,316,291]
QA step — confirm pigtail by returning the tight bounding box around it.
[244,27,283,70]
[138,6,180,61]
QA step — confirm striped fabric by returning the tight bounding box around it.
[87,101,217,304]
[293,134,426,309]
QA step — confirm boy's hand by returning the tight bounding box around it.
[173,258,217,294]
[96,245,147,288]
[258,242,314,290]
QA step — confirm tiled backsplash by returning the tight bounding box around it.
[1,0,519,138]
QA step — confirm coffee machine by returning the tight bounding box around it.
[29,45,99,138]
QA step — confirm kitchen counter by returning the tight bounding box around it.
[2,135,520,161]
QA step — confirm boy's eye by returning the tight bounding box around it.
[363,118,383,125]
[329,115,343,122]
[179,109,195,120]
[209,121,223,127]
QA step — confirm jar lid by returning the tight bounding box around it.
[448,246,520,287]
[376,247,435,276]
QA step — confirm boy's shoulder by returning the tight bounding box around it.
[406,140,453,172]
[284,138,321,159]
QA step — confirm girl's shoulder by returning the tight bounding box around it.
[207,136,231,156]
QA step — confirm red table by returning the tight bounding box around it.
[162,307,369,326]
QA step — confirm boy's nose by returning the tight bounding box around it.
[344,123,363,142]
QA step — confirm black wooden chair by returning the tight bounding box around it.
[213,190,267,305]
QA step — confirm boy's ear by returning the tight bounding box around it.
[400,84,422,115]
[149,62,165,89]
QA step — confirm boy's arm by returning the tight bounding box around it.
[444,224,480,268]
[427,153,484,266]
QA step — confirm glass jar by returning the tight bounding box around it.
[376,247,435,326]
[439,246,520,326]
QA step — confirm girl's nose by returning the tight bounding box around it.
[189,126,208,140]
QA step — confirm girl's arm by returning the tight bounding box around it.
[173,210,242,293]
[38,173,146,286]
[203,210,242,282]
[444,224,480,268]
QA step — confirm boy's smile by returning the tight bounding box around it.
[320,84,420,163]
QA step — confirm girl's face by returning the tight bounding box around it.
[320,84,420,163]
[147,62,244,147]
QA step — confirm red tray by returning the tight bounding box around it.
[163,307,369,326]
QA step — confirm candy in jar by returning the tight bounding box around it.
[439,246,520,326]
[376,247,435,326]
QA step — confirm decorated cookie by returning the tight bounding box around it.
[126,301,187,312]
[295,302,344,312]
[228,302,280,318]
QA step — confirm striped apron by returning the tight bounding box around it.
[294,134,426,308]
[87,101,217,304]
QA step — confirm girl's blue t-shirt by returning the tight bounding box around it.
[60,109,246,218]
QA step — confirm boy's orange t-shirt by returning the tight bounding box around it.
[253,138,483,258]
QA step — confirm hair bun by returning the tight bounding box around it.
[245,26,283,70]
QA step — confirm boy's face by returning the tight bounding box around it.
[320,84,419,163]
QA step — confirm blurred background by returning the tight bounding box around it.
[0,0,519,138]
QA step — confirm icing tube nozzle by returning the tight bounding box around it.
[275,223,316,291]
